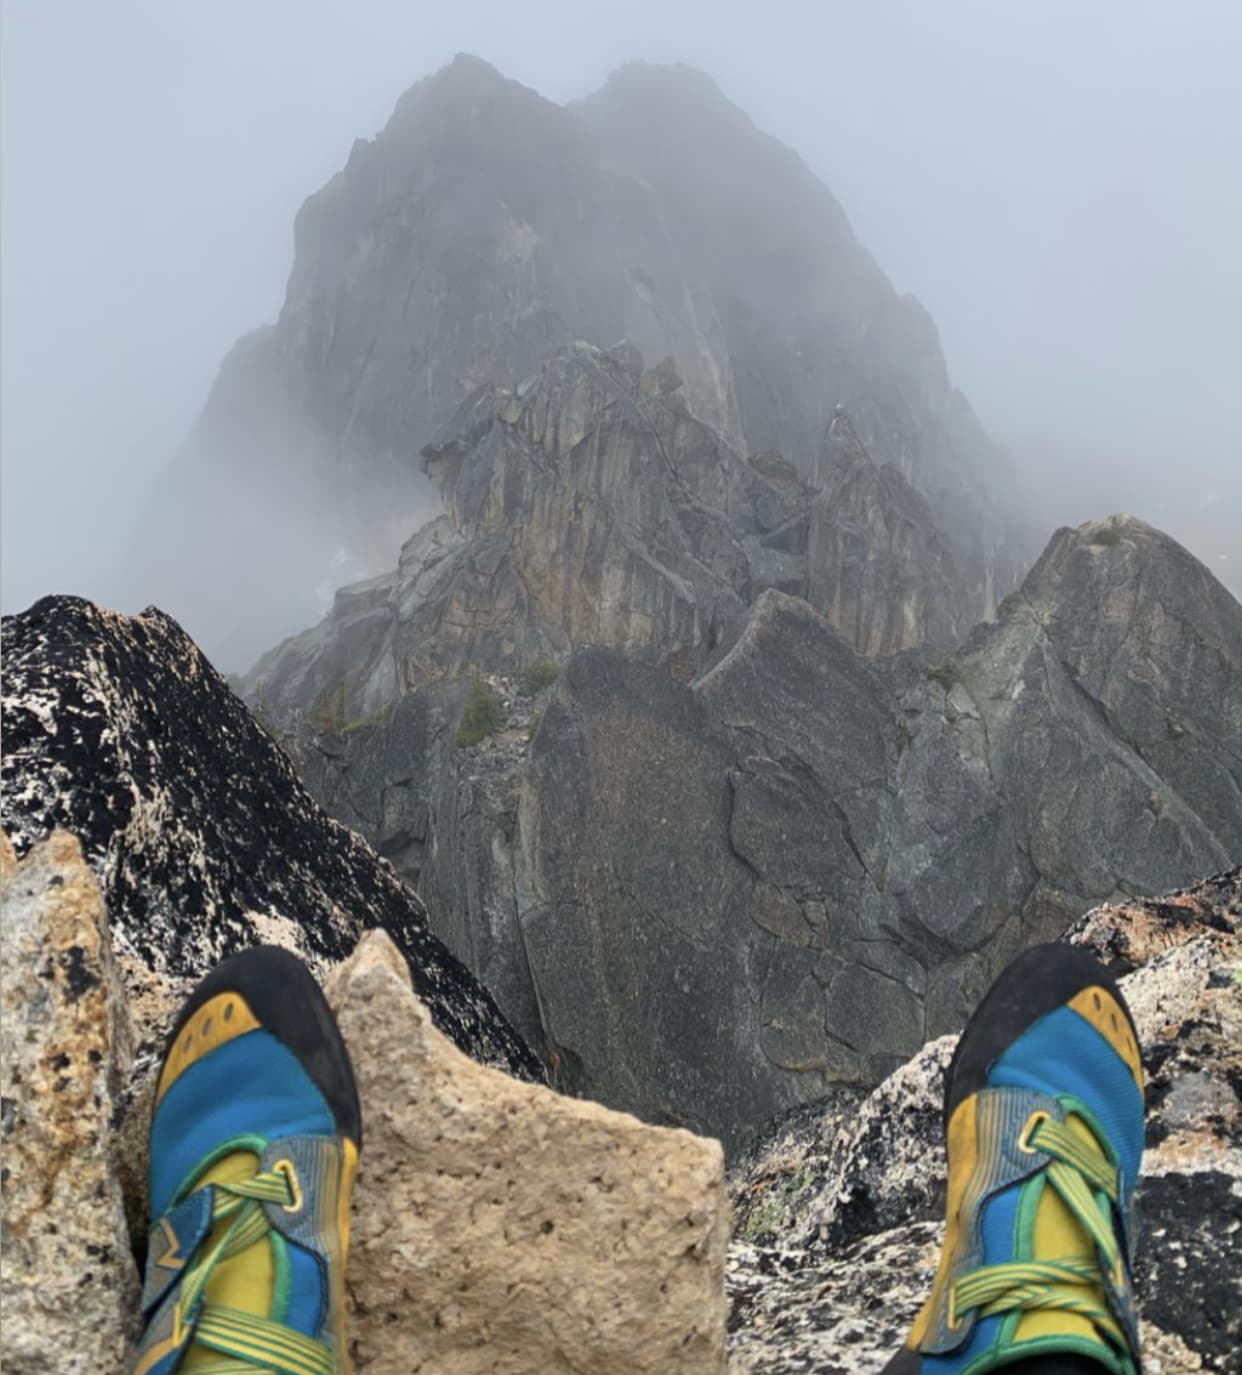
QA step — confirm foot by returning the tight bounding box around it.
[883,943,1144,1374]
[132,946,361,1375]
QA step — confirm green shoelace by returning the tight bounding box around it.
[950,1115,1139,1374]
[161,1166,336,1375]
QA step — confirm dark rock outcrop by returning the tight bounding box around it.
[0,595,541,1081]
[129,55,1027,665]
[726,872,1242,1372]
[273,512,1242,1151]
[512,523,1240,1147]
[808,407,963,655]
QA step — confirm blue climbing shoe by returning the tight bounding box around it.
[132,946,361,1375]
[883,942,1145,1374]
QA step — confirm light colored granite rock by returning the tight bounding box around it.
[0,830,140,1374]
[327,929,729,1375]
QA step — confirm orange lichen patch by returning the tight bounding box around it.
[1146,1127,1236,1176]
[1073,903,1207,966]
[0,828,16,880]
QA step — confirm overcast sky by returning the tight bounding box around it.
[3,0,1239,619]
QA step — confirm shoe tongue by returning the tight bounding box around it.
[181,1150,276,1369]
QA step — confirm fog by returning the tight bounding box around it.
[3,0,1239,657]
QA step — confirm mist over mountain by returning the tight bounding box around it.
[123,55,1032,667]
[5,6,1239,642]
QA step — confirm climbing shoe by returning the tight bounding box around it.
[883,943,1144,1375]
[133,946,361,1375]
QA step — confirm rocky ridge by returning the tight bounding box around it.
[0,595,539,1081]
[250,340,971,733]
[726,870,1242,1373]
[129,55,1026,665]
[262,508,1242,1151]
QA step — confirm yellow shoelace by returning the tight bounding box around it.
[950,1115,1138,1374]
[158,1168,335,1375]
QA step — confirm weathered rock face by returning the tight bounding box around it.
[289,514,1239,1150]
[251,342,757,720]
[975,515,1242,905]
[241,345,984,1055]
[726,871,1242,1373]
[0,831,140,1375]
[248,342,976,731]
[509,517,1240,1149]
[328,930,729,1375]
[514,610,904,1144]
[808,407,963,655]
[129,54,1027,665]
[0,595,540,1081]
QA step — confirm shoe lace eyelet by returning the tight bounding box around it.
[1018,1110,1051,1155]
[273,1159,303,1214]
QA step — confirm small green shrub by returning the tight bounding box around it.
[454,670,506,748]
[343,703,390,735]
[1089,523,1123,547]
[522,660,559,696]
[526,709,544,742]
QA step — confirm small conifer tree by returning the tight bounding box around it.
[522,660,559,696]
[454,670,506,747]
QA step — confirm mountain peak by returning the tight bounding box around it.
[597,59,732,104]
[135,54,1024,665]
[384,52,560,145]
[1033,511,1229,596]
[412,51,508,96]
